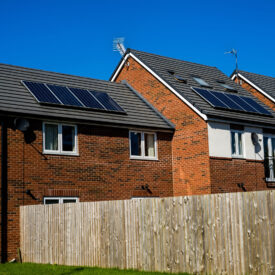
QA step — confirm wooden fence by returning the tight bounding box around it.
[20,190,275,274]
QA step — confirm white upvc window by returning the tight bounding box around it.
[129,131,158,160]
[231,130,243,157]
[263,135,275,181]
[43,122,78,155]
[43,197,79,204]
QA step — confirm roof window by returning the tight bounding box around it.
[193,77,211,88]
[217,81,237,92]
[174,75,187,84]
[167,70,175,75]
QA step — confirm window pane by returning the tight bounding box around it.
[271,138,275,177]
[238,133,243,155]
[45,124,58,151]
[145,133,155,157]
[44,199,59,204]
[63,199,77,203]
[62,126,75,152]
[231,132,236,155]
[264,137,270,178]
[272,138,275,158]
[193,77,211,87]
[264,137,269,158]
[130,132,141,156]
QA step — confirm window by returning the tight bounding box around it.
[44,197,79,204]
[263,136,275,181]
[167,70,175,75]
[193,77,211,87]
[129,131,157,160]
[231,130,243,157]
[174,75,187,83]
[217,81,237,92]
[43,123,77,155]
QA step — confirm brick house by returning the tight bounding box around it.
[232,70,275,183]
[111,49,275,196]
[0,63,174,261]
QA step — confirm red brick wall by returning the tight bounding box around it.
[114,57,212,196]
[1,118,173,260]
[210,158,269,193]
[235,77,275,111]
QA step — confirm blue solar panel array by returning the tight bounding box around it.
[23,82,61,105]
[90,90,124,112]
[192,87,271,116]
[23,81,125,113]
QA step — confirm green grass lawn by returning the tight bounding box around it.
[0,263,192,275]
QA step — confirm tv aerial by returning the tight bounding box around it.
[113,37,126,56]
[225,48,239,83]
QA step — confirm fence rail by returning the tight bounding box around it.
[20,190,275,275]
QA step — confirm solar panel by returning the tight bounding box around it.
[90,90,124,112]
[69,88,105,110]
[192,87,271,116]
[23,80,125,113]
[211,91,244,111]
[23,81,61,104]
[240,96,271,115]
[226,94,257,113]
[47,84,83,107]
[192,88,228,108]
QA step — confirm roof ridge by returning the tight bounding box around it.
[0,62,124,86]
[128,48,217,69]
[239,70,275,80]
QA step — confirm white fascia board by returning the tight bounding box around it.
[111,53,207,121]
[111,53,130,82]
[232,73,275,104]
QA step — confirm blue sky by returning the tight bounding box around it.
[1,0,275,80]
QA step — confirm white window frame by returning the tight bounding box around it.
[43,197,79,204]
[43,122,78,155]
[263,135,275,182]
[129,131,158,160]
[231,130,244,158]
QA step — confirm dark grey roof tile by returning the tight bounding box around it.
[118,49,275,126]
[0,63,173,130]
[238,70,275,99]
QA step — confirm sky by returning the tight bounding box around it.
[1,0,275,80]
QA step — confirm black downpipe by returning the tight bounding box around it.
[1,120,8,263]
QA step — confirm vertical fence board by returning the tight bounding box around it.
[20,190,275,275]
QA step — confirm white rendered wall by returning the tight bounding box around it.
[208,122,264,160]
[243,126,264,161]
[207,122,231,158]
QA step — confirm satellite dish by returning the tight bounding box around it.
[14,118,30,132]
[251,132,259,145]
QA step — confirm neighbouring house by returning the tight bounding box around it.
[231,70,275,183]
[111,49,275,197]
[0,63,174,261]
[231,70,275,112]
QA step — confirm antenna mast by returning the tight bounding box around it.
[225,48,239,84]
[113,37,126,56]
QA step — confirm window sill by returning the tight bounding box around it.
[266,179,275,187]
[43,151,79,157]
[232,155,244,159]
[130,156,158,161]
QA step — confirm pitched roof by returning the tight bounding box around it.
[0,63,173,130]
[111,49,275,126]
[235,70,275,101]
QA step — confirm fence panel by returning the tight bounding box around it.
[20,190,275,275]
